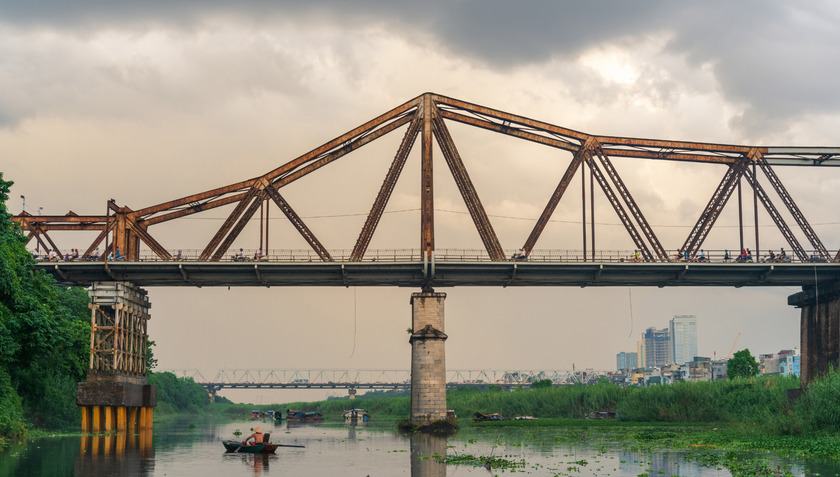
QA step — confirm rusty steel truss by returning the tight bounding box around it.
[88,282,150,376]
[12,93,840,263]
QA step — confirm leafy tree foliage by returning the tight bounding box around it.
[147,372,209,414]
[146,338,158,371]
[531,379,553,389]
[0,173,91,439]
[727,349,760,379]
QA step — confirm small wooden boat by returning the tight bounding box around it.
[223,440,270,454]
[222,432,304,454]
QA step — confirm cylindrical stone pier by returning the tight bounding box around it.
[409,290,448,425]
[789,282,840,386]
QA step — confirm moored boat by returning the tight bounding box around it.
[344,409,369,422]
[473,412,505,422]
[286,409,324,421]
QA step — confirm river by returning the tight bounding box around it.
[1,418,838,476]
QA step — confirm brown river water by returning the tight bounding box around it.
[1,418,837,476]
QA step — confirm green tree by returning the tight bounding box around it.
[0,173,91,437]
[146,338,158,371]
[148,372,209,414]
[727,349,760,379]
[531,379,553,389]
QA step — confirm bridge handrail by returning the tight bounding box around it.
[168,368,612,386]
[35,248,838,264]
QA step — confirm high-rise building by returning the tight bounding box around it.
[637,339,646,368]
[669,315,698,366]
[616,352,638,372]
[643,327,670,368]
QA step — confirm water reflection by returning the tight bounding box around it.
[5,419,836,476]
[75,431,154,475]
[410,434,446,477]
[225,453,273,475]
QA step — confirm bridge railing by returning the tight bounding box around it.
[37,248,837,264]
[168,369,612,386]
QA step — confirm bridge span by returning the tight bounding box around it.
[14,92,840,431]
[33,252,840,288]
[170,369,611,396]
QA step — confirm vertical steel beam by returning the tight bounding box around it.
[421,94,435,259]
[581,160,587,261]
[265,199,270,256]
[738,179,744,254]
[523,137,595,254]
[352,115,421,261]
[590,162,595,260]
[432,113,505,261]
[753,162,760,257]
[110,202,130,259]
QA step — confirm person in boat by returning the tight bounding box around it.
[242,426,265,445]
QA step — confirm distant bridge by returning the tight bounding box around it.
[170,369,612,394]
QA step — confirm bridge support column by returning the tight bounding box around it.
[789,282,840,386]
[76,282,156,433]
[409,290,448,425]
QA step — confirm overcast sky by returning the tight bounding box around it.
[3,1,838,403]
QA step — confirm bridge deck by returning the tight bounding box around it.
[37,260,840,287]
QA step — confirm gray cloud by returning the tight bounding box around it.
[3,1,838,135]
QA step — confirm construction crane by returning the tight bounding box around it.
[726,332,742,360]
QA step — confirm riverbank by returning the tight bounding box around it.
[464,418,840,460]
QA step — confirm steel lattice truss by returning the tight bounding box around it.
[170,368,611,389]
[12,93,840,263]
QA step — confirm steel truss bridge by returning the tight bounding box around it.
[170,369,611,393]
[12,92,840,290]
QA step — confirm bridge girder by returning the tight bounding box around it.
[12,92,840,264]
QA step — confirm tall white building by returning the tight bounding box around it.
[670,315,698,366]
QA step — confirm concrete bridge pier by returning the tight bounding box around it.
[77,282,156,433]
[409,289,448,425]
[789,282,840,386]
